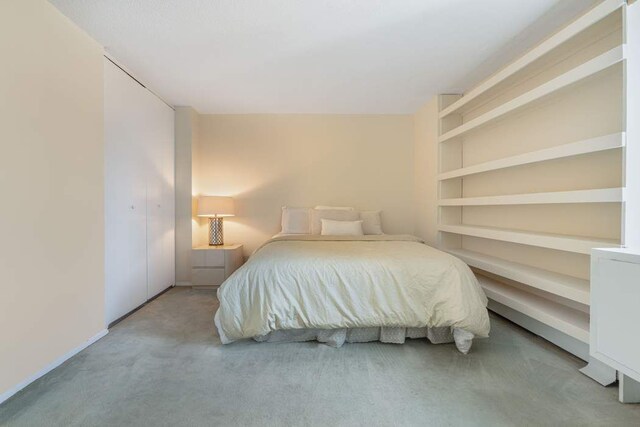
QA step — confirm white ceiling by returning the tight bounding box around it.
[51,0,597,114]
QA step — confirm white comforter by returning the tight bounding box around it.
[214,235,490,352]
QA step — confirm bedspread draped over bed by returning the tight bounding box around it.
[214,235,490,353]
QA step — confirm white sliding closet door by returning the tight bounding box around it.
[104,59,149,323]
[104,58,175,325]
[145,92,175,299]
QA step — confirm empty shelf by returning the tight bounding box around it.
[447,248,589,304]
[438,188,623,206]
[439,0,624,118]
[438,46,625,144]
[437,133,624,180]
[477,274,589,343]
[438,224,618,254]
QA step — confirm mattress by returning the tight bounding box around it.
[215,234,490,353]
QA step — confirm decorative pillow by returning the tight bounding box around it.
[311,209,360,234]
[314,206,355,211]
[360,210,384,235]
[281,207,311,234]
[321,219,364,236]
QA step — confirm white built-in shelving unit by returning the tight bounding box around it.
[437,0,636,360]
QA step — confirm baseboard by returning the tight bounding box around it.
[175,281,192,287]
[191,285,220,290]
[0,329,108,406]
[108,285,174,328]
[488,300,589,361]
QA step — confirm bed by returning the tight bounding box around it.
[214,234,490,353]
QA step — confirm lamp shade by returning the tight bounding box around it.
[197,196,235,217]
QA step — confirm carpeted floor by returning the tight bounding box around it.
[1,287,640,426]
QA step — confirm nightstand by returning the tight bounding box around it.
[191,244,243,288]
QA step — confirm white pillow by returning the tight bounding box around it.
[360,210,384,235]
[281,207,311,234]
[321,219,364,236]
[314,206,355,211]
[311,209,360,234]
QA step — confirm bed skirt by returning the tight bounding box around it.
[253,326,474,354]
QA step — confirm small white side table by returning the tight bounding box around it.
[191,244,243,288]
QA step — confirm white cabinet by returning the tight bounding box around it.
[191,245,243,287]
[104,58,175,325]
[590,248,640,403]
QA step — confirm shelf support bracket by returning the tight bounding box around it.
[619,374,640,403]
[579,357,617,386]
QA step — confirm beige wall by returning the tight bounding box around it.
[0,0,105,398]
[412,97,439,246]
[193,115,415,255]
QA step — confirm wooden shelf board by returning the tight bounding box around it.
[438,133,624,180]
[438,46,625,143]
[438,224,618,254]
[439,0,624,118]
[477,274,590,343]
[447,248,590,304]
[438,188,623,206]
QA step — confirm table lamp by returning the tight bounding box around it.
[197,196,235,246]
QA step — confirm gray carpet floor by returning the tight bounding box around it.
[1,287,640,426]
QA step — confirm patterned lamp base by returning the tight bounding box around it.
[209,217,224,246]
